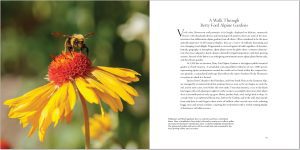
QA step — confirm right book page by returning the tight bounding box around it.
[150,1,299,149]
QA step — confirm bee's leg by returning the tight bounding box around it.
[68,47,74,57]
[85,46,89,56]
[81,44,89,56]
[64,38,71,53]
[68,46,73,52]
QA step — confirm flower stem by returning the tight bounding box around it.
[79,93,90,149]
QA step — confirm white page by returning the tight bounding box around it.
[150,1,299,149]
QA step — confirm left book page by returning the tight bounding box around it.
[1,1,149,149]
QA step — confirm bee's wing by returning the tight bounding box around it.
[51,32,70,38]
[84,32,95,38]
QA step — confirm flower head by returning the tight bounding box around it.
[4,51,140,142]
[83,113,115,141]
[48,52,92,85]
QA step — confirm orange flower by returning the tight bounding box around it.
[83,113,115,141]
[4,51,140,142]
[0,139,12,149]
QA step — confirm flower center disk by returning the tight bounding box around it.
[48,52,92,85]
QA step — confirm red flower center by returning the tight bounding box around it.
[48,52,92,85]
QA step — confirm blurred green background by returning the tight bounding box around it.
[1,1,149,149]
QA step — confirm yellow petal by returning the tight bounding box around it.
[99,100,105,117]
[4,96,29,107]
[65,111,73,123]
[19,111,36,126]
[87,77,124,112]
[4,82,54,107]
[121,83,138,96]
[98,66,140,78]
[97,66,140,84]
[52,108,60,127]
[23,82,55,97]
[97,92,118,112]
[39,84,66,142]
[62,82,76,118]
[28,124,37,137]
[83,113,113,140]
[39,116,51,142]
[92,69,135,105]
[86,78,104,92]
[64,95,71,117]
[75,77,99,104]
[8,89,56,118]
[116,76,140,83]
[50,83,68,127]
[67,82,76,110]
[114,96,123,112]
[86,77,118,99]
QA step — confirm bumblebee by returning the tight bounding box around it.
[52,32,95,55]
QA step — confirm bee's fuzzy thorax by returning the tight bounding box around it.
[72,34,85,40]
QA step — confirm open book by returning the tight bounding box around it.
[1,0,299,149]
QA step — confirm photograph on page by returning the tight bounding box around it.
[1,1,149,149]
